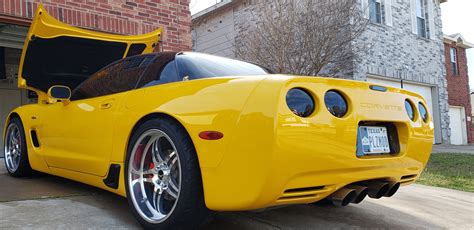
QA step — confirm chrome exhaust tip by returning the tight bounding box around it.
[328,188,357,207]
[347,185,368,204]
[384,182,400,197]
[367,182,390,199]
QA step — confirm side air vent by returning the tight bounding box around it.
[284,186,325,194]
[401,174,417,180]
[103,164,121,189]
[400,174,418,185]
[277,185,329,202]
[31,130,40,147]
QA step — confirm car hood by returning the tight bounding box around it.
[18,4,161,93]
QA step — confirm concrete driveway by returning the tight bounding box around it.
[0,159,473,229]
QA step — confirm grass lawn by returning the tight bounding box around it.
[417,153,474,192]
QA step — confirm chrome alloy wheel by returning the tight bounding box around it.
[128,129,182,224]
[4,123,21,172]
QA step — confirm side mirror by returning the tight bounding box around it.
[47,85,71,102]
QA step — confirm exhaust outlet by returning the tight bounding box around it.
[367,182,390,199]
[347,185,368,204]
[384,182,400,197]
[328,188,357,207]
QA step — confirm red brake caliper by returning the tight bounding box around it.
[134,144,145,169]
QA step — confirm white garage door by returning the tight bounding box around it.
[448,107,467,145]
[403,84,434,118]
[367,77,436,143]
[0,89,22,157]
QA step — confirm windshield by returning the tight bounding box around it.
[176,53,269,80]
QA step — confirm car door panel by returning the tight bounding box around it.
[39,55,154,176]
[40,94,123,176]
[12,4,161,178]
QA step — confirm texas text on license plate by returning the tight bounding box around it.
[359,126,390,155]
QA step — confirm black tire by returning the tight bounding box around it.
[124,117,209,230]
[3,117,33,177]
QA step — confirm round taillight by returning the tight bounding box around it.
[286,88,315,117]
[324,90,348,118]
[418,102,429,122]
[405,100,415,121]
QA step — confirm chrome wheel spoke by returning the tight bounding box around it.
[5,123,21,172]
[141,138,156,167]
[6,156,13,168]
[168,155,177,170]
[165,186,178,199]
[131,167,142,175]
[9,131,14,144]
[131,167,155,175]
[169,179,179,194]
[152,187,165,213]
[14,131,20,145]
[128,129,181,223]
[168,155,180,196]
[131,178,141,188]
[152,140,165,164]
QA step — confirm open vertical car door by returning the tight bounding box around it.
[18,4,161,97]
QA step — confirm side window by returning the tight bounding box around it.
[175,53,269,79]
[137,53,179,88]
[71,55,155,100]
[415,0,430,39]
[450,47,459,75]
[369,0,383,24]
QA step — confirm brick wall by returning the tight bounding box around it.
[444,43,473,143]
[0,0,192,51]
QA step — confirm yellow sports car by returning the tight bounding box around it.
[4,5,433,229]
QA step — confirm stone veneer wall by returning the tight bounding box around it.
[193,0,449,142]
[352,0,449,142]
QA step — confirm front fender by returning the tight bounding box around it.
[3,105,51,173]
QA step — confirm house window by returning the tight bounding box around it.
[415,0,430,39]
[450,47,459,75]
[369,0,384,24]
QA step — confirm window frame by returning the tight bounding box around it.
[450,47,459,76]
[369,0,383,24]
[415,0,430,39]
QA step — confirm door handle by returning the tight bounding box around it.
[100,103,112,109]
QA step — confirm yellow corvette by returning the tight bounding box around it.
[4,5,433,229]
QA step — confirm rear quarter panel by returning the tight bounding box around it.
[110,76,270,196]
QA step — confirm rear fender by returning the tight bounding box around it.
[200,76,289,210]
[110,77,270,168]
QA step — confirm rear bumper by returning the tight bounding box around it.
[199,76,434,211]
[201,137,431,211]
[272,155,425,205]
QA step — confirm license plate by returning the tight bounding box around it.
[359,126,390,154]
